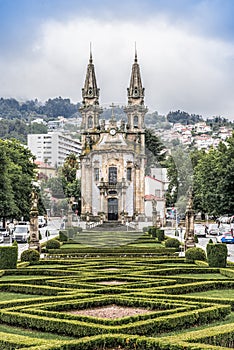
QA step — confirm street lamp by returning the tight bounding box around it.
[46,209,50,221]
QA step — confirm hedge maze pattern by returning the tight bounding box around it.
[0,257,233,349]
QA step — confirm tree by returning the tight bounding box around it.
[61,154,81,213]
[193,134,234,216]
[1,139,37,221]
[145,128,166,174]
[0,143,16,226]
[163,145,193,211]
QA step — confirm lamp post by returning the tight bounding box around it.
[46,209,50,221]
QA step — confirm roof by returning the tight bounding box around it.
[144,194,165,201]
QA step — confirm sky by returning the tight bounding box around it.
[0,0,234,119]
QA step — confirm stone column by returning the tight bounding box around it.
[29,190,41,252]
[67,196,74,228]
[185,187,196,251]
[152,199,158,227]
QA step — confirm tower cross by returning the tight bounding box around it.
[110,103,116,121]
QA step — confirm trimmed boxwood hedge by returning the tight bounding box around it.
[185,247,206,262]
[206,243,228,267]
[0,246,17,269]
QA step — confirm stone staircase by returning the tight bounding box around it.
[89,222,132,232]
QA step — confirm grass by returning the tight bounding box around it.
[158,312,234,338]
[186,289,234,298]
[0,324,76,340]
[0,275,47,281]
[0,291,42,301]
[0,241,233,349]
[169,273,229,280]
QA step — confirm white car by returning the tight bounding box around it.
[194,225,206,237]
[208,224,219,235]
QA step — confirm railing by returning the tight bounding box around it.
[86,221,101,230]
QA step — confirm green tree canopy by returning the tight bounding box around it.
[0,139,37,222]
[193,133,234,216]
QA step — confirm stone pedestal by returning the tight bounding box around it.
[184,188,196,251]
[29,190,41,252]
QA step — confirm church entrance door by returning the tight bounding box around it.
[108,198,118,221]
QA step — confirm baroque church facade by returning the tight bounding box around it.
[79,51,148,223]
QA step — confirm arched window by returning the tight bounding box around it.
[108,167,117,185]
[127,168,132,181]
[133,115,138,128]
[88,116,93,128]
[94,168,99,181]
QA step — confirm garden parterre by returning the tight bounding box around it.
[0,257,233,349]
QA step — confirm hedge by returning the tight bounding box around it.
[21,249,40,262]
[0,246,17,269]
[207,243,228,267]
[0,303,229,338]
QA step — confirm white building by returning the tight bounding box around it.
[27,132,82,167]
[144,168,169,224]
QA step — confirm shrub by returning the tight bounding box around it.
[0,246,17,269]
[21,249,40,262]
[165,238,180,249]
[194,234,198,243]
[206,243,227,267]
[39,231,42,240]
[46,239,60,250]
[185,247,206,262]
[208,238,213,244]
[12,239,18,247]
[156,229,165,242]
[59,230,68,242]
[150,227,157,238]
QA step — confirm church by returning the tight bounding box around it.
[79,50,148,223]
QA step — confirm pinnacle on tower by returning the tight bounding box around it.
[82,45,100,106]
[127,47,145,105]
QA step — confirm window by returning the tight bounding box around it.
[109,167,117,185]
[88,116,93,128]
[127,168,132,181]
[155,189,161,197]
[133,115,138,128]
[94,168,99,181]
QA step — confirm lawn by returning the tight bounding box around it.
[0,250,233,349]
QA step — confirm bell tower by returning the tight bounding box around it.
[79,46,102,133]
[124,48,148,145]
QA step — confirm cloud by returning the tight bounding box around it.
[0,16,234,119]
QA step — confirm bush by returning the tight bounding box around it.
[206,243,227,267]
[39,231,42,240]
[59,230,68,242]
[46,239,60,250]
[150,227,157,238]
[156,229,165,242]
[185,247,206,262]
[194,234,198,243]
[21,249,40,262]
[12,239,18,247]
[165,238,180,249]
[0,246,18,269]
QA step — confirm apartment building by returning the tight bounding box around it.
[27,132,82,167]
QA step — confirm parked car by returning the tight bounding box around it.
[38,216,47,228]
[217,232,234,244]
[194,225,206,237]
[0,227,9,237]
[12,225,29,243]
[208,224,219,235]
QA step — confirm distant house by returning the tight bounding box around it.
[144,168,169,225]
[35,160,57,180]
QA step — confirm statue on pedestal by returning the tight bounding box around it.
[185,187,196,251]
[29,189,41,252]
[152,198,158,227]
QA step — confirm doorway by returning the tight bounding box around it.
[108,198,118,221]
